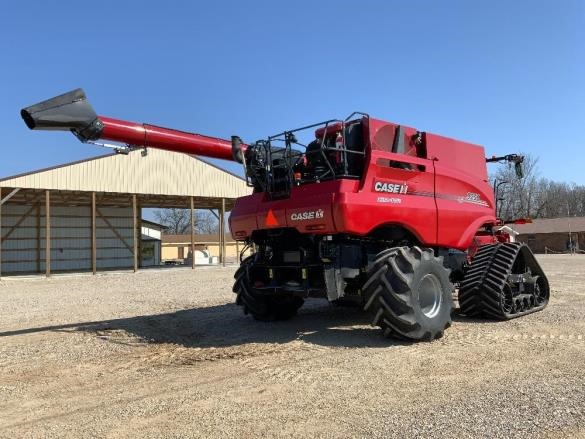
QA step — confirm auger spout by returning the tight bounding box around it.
[21,88,244,162]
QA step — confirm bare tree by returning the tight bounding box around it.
[492,153,585,220]
[154,208,219,234]
[491,153,542,220]
[196,210,219,234]
[154,208,190,234]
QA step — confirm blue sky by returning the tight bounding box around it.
[1,1,583,183]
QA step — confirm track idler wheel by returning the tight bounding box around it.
[363,246,453,341]
[233,256,304,321]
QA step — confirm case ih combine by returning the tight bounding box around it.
[21,89,550,341]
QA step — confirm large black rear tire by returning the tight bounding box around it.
[363,246,453,341]
[233,256,304,321]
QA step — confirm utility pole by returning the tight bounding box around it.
[567,204,573,255]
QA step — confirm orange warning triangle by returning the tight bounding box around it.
[265,209,279,226]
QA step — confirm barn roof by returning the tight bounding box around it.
[512,217,585,234]
[0,148,250,199]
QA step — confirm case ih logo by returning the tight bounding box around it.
[290,209,324,221]
[374,181,408,194]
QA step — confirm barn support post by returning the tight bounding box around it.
[190,196,195,269]
[217,207,222,264]
[36,203,41,273]
[132,194,138,273]
[0,187,2,280]
[45,190,51,277]
[137,201,142,268]
[91,192,96,275]
[220,198,226,267]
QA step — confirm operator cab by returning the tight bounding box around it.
[243,114,367,199]
[297,120,364,182]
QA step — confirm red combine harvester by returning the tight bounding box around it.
[21,89,549,341]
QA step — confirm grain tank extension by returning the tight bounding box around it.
[21,89,550,341]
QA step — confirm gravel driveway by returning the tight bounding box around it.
[1,255,584,438]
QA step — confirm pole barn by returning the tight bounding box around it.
[0,149,250,276]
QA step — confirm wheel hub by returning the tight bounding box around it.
[417,274,443,318]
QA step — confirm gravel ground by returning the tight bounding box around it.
[0,255,584,438]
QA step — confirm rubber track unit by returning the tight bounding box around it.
[458,242,550,320]
[362,246,453,341]
[233,256,304,321]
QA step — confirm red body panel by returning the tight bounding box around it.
[429,132,495,248]
[230,118,497,251]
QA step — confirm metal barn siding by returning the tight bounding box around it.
[95,207,135,270]
[40,206,91,272]
[1,204,40,273]
[0,149,250,198]
[1,204,135,274]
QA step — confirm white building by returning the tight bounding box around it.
[141,220,164,267]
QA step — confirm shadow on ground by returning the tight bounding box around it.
[1,299,419,349]
[451,311,501,325]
